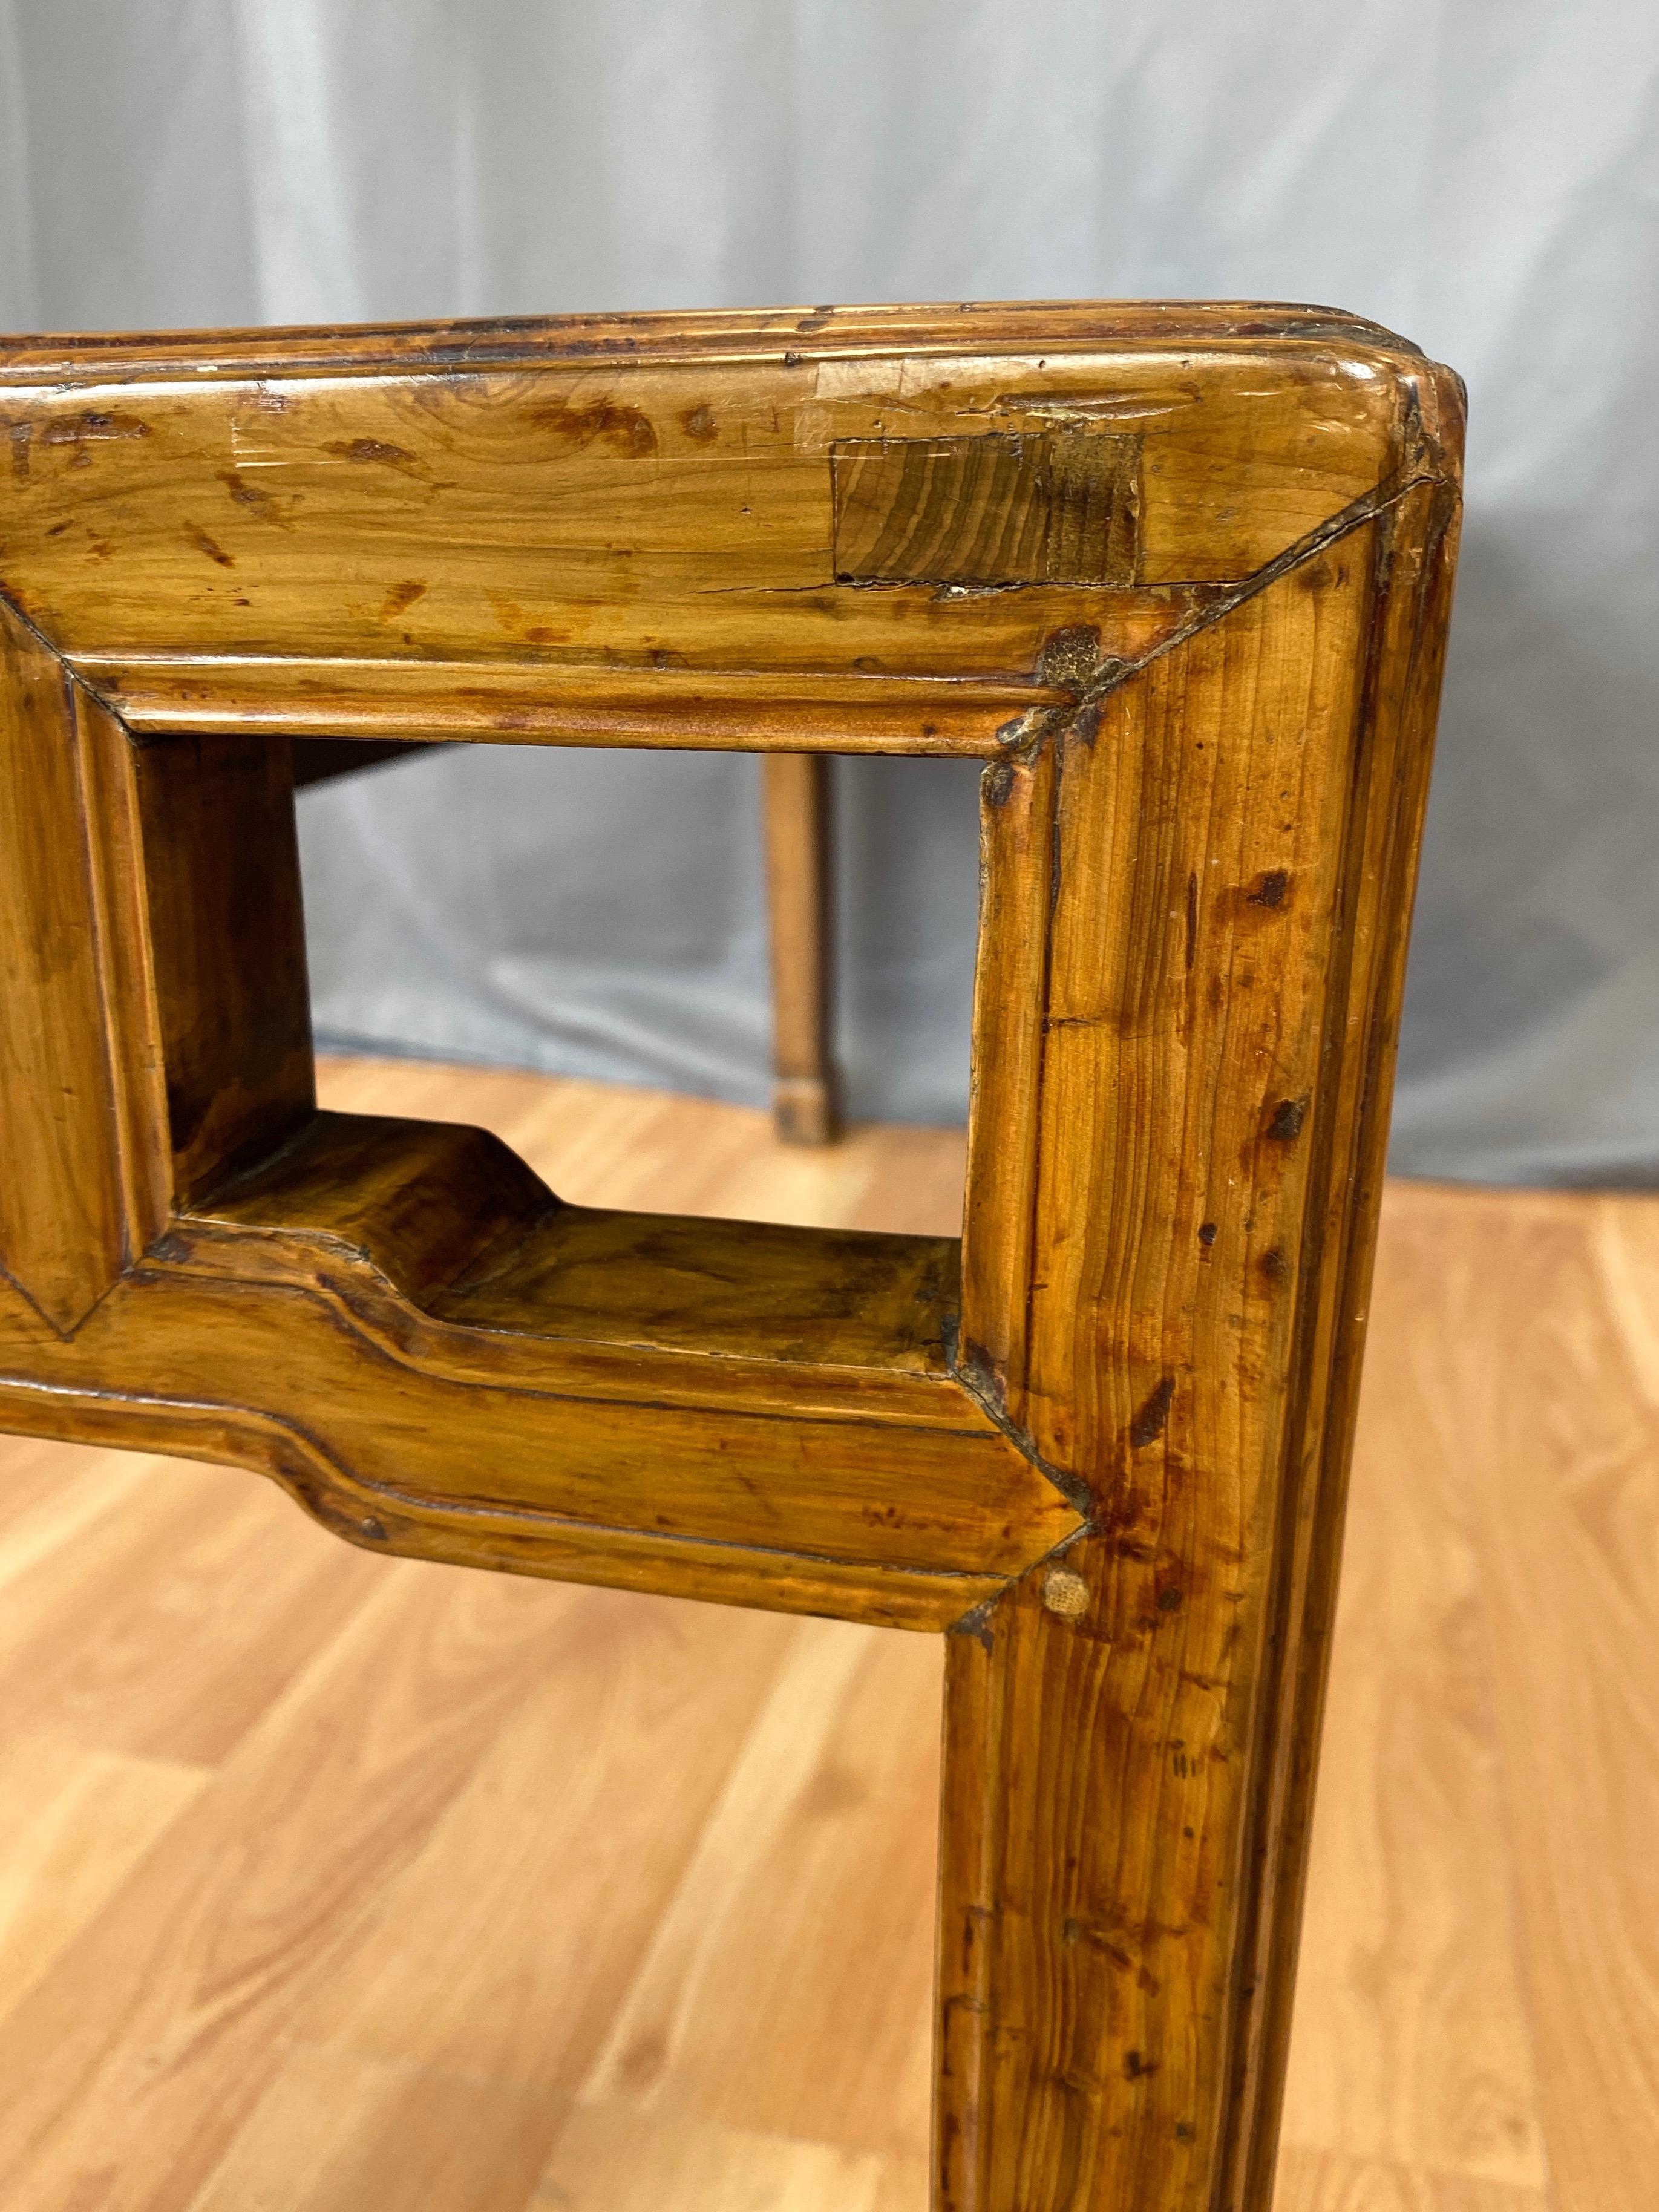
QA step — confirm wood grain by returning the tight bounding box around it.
[0,598,155,1329]
[831,430,1140,586]
[0,1071,1651,2210]
[132,731,314,1202]
[941,460,1458,2208]
[0,304,1463,2210]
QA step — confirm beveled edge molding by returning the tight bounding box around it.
[0,1368,1017,1632]
[0,298,1424,384]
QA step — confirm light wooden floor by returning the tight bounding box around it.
[0,1056,1654,2211]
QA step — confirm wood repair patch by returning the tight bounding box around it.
[831,430,1140,587]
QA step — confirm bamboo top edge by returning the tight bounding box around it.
[0,298,1430,383]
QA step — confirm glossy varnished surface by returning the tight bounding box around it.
[0,300,1424,753]
[0,1061,1640,2210]
[0,305,1462,2210]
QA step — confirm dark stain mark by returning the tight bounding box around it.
[217,466,287,525]
[649,647,689,670]
[950,1597,996,1652]
[1197,1221,1219,1246]
[1129,1376,1174,1448]
[41,408,150,445]
[45,519,70,537]
[86,538,114,561]
[379,578,428,620]
[1035,623,1102,691]
[1100,1939,1161,1996]
[1124,2050,1159,2081]
[149,1231,190,1263]
[322,436,428,477]
[983,760,1016,810]
[9,423,28,480]
[782,349,803,366]
[361,1516,388,1542]
[1062,1917,1081,1947]
[1260,1245,1290,1283]
[1246,868,1291,909]
[1185,872,1198,969]
[183,522,235,568]
[1297,553,1347,592]
[1156,1586,1183,1612]
[794,305,836,332]
[1265,1096,1308,1143]
[678,402,718,444]
[1071,700,1101,747]
[1175,2121,1196,2143]
[528,398,657,456]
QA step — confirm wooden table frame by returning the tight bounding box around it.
[0,303,1461,2210]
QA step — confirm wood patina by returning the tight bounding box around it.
[0,299,1462,2210]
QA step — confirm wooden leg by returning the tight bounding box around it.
[936,1534,1331,2211]
[762,750,839,1144]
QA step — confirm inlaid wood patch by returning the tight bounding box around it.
[831,431,1140,587]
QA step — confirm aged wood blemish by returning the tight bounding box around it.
[1035,624,1102,691]
[527,398,657,456]
[41,408,150,445]
[983,760,1017,810]
[322,436,427,476]
[1129,1377,1176,1448]
[951,1598,997,1653]
[1247,868,1291,908]
[379,579,428,620]
[1265,1096,1309,1143]
[182,523,235,569]
[678,402,718,443]
[1198,1221,1219,1246]
[217,468,288,526]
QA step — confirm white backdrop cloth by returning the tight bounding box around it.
[3,0,1657,1180]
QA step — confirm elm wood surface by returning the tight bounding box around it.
[0,1062,1644,2211]
[0,304,1462,2211]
